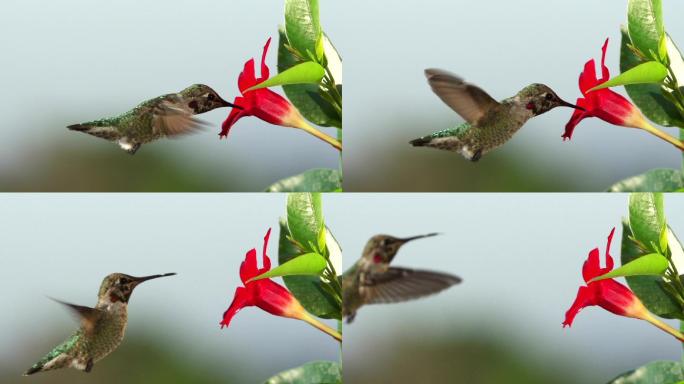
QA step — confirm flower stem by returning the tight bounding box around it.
[301,312,342,342]
[644,313,684,342]
[639,121,684,151]
[298,120,342,151]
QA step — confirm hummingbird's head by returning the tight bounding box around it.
[180,84,241,114]
[518,84,584,116]
[97,272,176,305]
[363,233,439,265]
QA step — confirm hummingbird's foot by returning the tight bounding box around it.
[470,149,483,162]
[85,358,94,373]
[345,312,356,324]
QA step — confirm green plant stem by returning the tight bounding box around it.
[638,120,684,151]
[298,120,342,151]
[301,312,342,342]
[644,312,684,342]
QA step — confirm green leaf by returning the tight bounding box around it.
[284,0,321,59]
[609,360,684,384]
[620,28,684,127]
[588,61,667,92]
[264,361,341,384]
[627,0,664,61]
[590,253,668,282]
[278,221,340,319]
[629,192,665,253]
[621,222,682,319]
[245,62,325,92]
[278,29,342,128]
[265,169,342,192]
[248,252,327,283]
[607,168,684,192]
[287,192,324,254]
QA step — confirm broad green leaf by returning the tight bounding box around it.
[627,0,664,61]
[620,28,684,127]
[284,0,321,59]
[629,192,665,253]
[264,361,341,384]
[287,193,324,254]
[278,29,342,128]
[265,168,342,192]
[245,62,325,92]
[609,360,684,384]
[325,226,342,274]
[248,252,327,283]
[668,226,684,273]
[588,61,667,92]
[279,220,340,319]
[666,33,684,91]
[607,168,684,192]
[590,253,668,282]
[621,221,682,319]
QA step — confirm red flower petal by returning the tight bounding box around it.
[563,286,596,327]
[220,286,253,328]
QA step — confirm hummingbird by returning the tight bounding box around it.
[410,68,584,161]
[67,84,239,154]
[342,233,461,323]
[24,272,176,375]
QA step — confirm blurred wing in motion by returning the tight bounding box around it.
[362,267,461,304]
[425,68,499,125]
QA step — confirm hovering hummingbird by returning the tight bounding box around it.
[342,233,461,323]
[68,84,238,154]
[24,272,176,375]
[410,68,584,161]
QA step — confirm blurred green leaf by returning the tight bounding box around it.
[278,29,342,128]
[284,0,321,59]
[264,360,341,384]
[265,168,342,192]
[279,220,340,319]
[590,253,668,282]
[287,192,324,253]
[621,28,684,127]
[609,360,684,383]
[621,222,682,319]
[629,192,665,253]
[607,168,684,192]
[246,62,325,92]
[248,252,326,282]
[589,61,667,92]
[627,0,664,61]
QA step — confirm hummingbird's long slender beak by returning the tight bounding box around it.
[218,96,243,110]
[558,98,585,111]
[398,233,440,243]
[132,272,177,286]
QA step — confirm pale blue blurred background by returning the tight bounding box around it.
[342,0,684,191]
[0,0,343,191]
[340,194,684,383]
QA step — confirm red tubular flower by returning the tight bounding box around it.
[220,228,342,341]
[563,228,649,327]
[563,38,651,140]
[563,228,684,342]
[220,38,310,138]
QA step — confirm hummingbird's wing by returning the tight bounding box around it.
[361,267,461,305]
[425,68,499,125]
[50,298,103,335]
[152,101,206,137]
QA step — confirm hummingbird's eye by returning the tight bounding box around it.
[207,94,216,101]
[545,93,554,101]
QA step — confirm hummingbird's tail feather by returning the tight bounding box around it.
[23,365,42,376]
[409,136,432,147]
[67,123,120,141]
